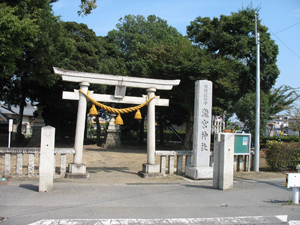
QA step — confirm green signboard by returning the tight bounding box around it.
[234,134,251,154]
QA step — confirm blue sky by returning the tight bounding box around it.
[52,0,300,105]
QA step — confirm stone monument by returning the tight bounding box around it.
[104,113,121,148]
[186,80,213,179]
[27,105,45,147]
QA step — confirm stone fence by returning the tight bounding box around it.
[1,148,253,179]
[0,147,75,178]
[156,150,193,175]
[156,150,254,175]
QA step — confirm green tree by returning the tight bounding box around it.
[234,91,270,140]
[107,15,209,147]
[108,15,182,77]
[132,36,210,148]
[108,14,251,148]
[108,15,187,144]
[286,107,300,134]
[268,85,300,117]
[41,21,127,144]
[186,5,280,147]
[61,21,127,75]
[0,0,73,141]
[235,86,299,141]
[0,3,38,78]
[78,0,97,17]
[187,5,279,113]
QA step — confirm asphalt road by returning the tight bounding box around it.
[0,176,300,225]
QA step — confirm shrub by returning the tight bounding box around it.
[261,135,300,143]
[265,141,300,171]
[281,135,300,143]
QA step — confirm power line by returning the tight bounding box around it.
[275,21,300,34]
[267,26,300,59]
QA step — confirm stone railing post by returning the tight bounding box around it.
[213,133,234,190]
[39,126,55,192]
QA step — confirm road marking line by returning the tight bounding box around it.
[29,215,289,224]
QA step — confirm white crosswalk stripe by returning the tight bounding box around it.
[28,215,295,225]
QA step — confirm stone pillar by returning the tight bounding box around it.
[105,114,121,148]
[39,126,55,192]
[186,80,213,179]
[139,88,160,177]
[147,88,156,165]
[73,82,89,164]
[4,154,11,176]
[213,133,234,190]
[66,82,89,179]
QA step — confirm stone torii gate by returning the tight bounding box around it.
[53,67,180,178]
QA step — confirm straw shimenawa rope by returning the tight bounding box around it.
[79,89,156,125]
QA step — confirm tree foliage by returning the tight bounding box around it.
[1,0,73,103]
[61,21,127,75]
[286,107,300,133]
[268,85,300,117]
[78,0,97,17]
[234,91,270,139]
[0,0,73,141]
[108,15,182,77]
[235,86,299,139]
[41,21,128,140]
[107,15,203,147]
[0,3,38,78]
[1,2,282,148]
[187,5,279,115]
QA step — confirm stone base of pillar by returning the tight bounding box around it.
[65,163,89,179]
[185,166,213,180]
[138,163,161,178]
[27,106,45,147]
[27,127,43,147]
[65,173,90,179]
[104,131,121,148]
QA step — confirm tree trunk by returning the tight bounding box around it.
[84,113,88,141]
[138,112,145,145]
[16,96,26,142]
[159,114,164,145]
[182,109,194,150]
[96,115,102,146]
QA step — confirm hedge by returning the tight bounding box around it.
[261,135,300,143]
[265,141,300,171]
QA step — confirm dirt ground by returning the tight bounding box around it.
[80,142,287,183]
[0,137,288,183]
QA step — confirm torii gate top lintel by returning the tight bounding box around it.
[53,67,180,90]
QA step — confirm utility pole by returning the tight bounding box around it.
[254,14,260,172]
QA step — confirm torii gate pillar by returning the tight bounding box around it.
[74,82,89,164]
[67,82,90,179]
[147,88,156,165]
[139,88,160,177]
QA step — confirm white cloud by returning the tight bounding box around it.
[291,8,300,17]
